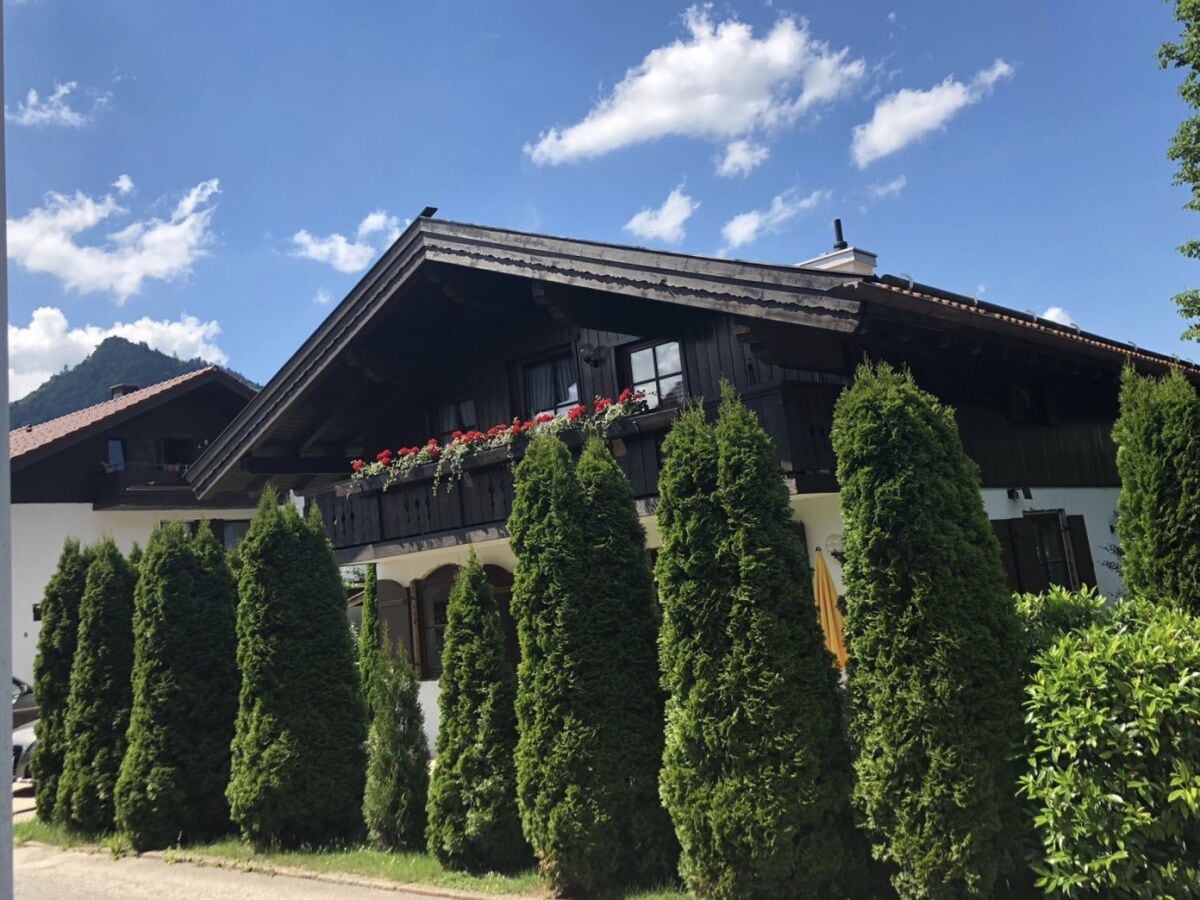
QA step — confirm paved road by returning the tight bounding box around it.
[15,844,442,899]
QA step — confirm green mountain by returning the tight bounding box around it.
[10,337,255,429]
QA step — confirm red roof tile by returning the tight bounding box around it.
[10,367,223,460]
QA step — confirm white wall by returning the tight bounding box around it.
[11,503,259,682]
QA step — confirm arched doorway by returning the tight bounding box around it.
[413,563,518,680]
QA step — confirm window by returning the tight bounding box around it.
[124,437,159,467]
[106,438,126,471]
[415,564,518,679]
[434,399,479,443]
[628,340,683,409]
[162,438,192,466]
[991,511,1096,594]
[524,352,579,417]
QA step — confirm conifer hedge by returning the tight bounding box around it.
[509,435,628,895]
[56,538,136,832]
[831,362,1025,898]
[657,392,860,898]
[1113,366,1200,612]
[31,539,92,822]
[363,627,429,851]
[227,491,367,848]
[114,523,239,850]
[426,552,528,872]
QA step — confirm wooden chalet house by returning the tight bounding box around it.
[10,368,260,682]
[187,212,1199,734]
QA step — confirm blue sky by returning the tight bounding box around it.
[4,1,1197,397]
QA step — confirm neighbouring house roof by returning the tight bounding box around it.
[185,213,1200,500]
[10,367,256,470]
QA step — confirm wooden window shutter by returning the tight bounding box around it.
[1066,515,1097,589]
[1009,516,1049,595]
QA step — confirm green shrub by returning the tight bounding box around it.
[56,538,136,832]
[509,434,628,895]
[831,362,1026,898]
[227,491,367,848]
[32,539,92,823]
[1113,367,1200,612]
[657,393,861,898]
[363,627,429,851]
[426,551,528,872]
[1021,601,1200,896]
[114,523,239,850]
[1015,584,1111,662]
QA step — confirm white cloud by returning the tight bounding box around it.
[624,186,699,244]
[525,7,864,165]
[5,81,110,127]
[721,187,829,251]
[851,58,1013,167]
[8,177,220,303]
[1041,306,1077,326]
[292,209,404,274]
[869,175,907,198]
[111,174,134,195]
[717,139,770,177]
[313,288,333,305]
[8,306,227,400]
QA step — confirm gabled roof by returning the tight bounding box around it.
[186,215,863,499]
[11,367,256,469]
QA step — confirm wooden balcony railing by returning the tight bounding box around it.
[309,385,824,561]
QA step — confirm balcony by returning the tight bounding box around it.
[92,463,195,509]
[309,384,835,563]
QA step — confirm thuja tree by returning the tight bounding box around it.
[509,435,624,895]
[363,625,429,851]
[426,552,528,872]
[355,564,379,720]
[831,363,1025,898]
[31,539,92,822]
[574,437,677,883]
[227,491,367,848]
[1113,367,1200,612]
[115,523,239,850]
[56,538,136,832]
[657,393,861,898]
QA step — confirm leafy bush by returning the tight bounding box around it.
[1015,584,1111,661]
[56,538,136,832]
[115,523,239,850]
[1113,367,1200,612]
[1021,601,1200,896]
[831,362,1026,898]
[227,491,367,848]
[426,552,528,872]
[363,627,429,851]
[657,393,861,898]
[32,539,91,823]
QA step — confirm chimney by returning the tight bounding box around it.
[110,383,140,399]
[798,218,878,276]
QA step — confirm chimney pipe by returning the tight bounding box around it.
[833,218,848,251]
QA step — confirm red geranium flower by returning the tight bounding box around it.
[618,388,632,403]
[351,459,365,472]
[534,412,555,424]
[567,404,588,421]
[594,397,612,414]
[376,449,392,463]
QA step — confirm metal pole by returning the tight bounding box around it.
[0,0,15,892]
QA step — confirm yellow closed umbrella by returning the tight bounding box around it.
[812,549,848,669]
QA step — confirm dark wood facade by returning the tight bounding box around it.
[302,266,1126,564]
